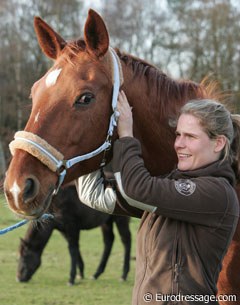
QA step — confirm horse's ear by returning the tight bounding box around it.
[34,16,66,60]
[84,9,109,58]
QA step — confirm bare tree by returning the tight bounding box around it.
[166,0,240,108]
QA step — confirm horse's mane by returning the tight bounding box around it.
[116,49,224,117]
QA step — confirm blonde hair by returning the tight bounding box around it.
[180,99,240,179]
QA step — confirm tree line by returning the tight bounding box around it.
[1,0,240,178]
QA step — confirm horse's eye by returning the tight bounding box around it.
[74,93,95,107]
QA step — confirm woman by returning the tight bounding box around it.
[75,91,239,305]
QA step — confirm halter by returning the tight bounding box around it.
[9,48,123,194]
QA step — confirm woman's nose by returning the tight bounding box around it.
[174,136,185,149]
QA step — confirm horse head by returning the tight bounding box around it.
[4,10,121,219]
[17,238,42,282]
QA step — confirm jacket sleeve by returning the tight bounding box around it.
[112,137,234,227]
[75,170,116,214]
[75,169,143,218]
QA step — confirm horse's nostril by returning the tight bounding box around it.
[25,178,34,193]
[23,177,40,203]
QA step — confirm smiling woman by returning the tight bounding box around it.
[76,96,240,305]
[175,103,228,171]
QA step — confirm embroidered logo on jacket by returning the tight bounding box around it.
[174,179,196,196]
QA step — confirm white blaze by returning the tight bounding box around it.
[45,68,62,88]
[34,110,40,123]
[10,181,21,209]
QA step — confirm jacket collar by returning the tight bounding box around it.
[171,160,236,186]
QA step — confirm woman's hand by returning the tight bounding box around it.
[117,90,133,138]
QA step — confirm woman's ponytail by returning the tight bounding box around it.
[230,114,240,181]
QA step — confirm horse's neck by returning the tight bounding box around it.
[121,60,179,175]
[25,224,54,251]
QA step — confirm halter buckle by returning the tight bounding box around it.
[53,167,67,195]
[56,160,68,174]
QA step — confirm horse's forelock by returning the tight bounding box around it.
[61,43,120,90]
[61,39,86,65]
[60,40,113,80]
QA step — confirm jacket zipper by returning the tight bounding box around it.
[173,263,180,294]
[172,223,181,298]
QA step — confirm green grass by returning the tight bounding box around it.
[0,193,139,305]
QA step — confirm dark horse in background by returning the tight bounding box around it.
[17,185,131,284]
[3,9,240,303]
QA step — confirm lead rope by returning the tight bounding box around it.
[0,213,54,235]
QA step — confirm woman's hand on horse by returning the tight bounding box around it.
[117,91,133,138]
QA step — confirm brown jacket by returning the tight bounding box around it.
[111,137,239,305]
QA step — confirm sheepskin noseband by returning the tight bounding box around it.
[9,131,64,172]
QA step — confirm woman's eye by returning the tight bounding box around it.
[187,134,194,138]
[74,93,95,107]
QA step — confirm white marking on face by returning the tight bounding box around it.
[10,181,21,209]
[45,68,62,88]
[34,110,40,123]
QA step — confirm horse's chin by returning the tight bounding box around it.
[12,189,54,220]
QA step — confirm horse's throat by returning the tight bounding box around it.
[133,121,177,176]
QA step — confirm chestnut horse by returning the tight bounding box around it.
[4,9,239,303]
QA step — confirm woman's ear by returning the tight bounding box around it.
[214,135,227,153]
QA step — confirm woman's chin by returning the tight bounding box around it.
[177,161,192,171]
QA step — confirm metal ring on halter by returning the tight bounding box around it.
[53,168,67,195]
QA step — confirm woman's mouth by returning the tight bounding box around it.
[178,153,192,159]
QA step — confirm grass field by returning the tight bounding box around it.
[0,193,139,305]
